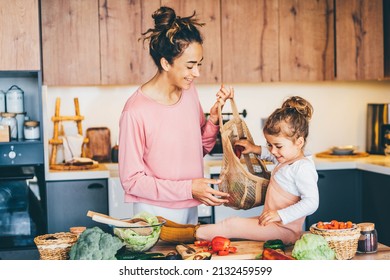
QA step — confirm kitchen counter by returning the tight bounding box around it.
[44,163,110,181]
[150,239,390,260]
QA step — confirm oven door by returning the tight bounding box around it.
[0,166,46,250]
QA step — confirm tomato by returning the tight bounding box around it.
[228,246,237,253]
[217,250,230,256]
[211,236,231,253]
[346,221,353,228]
[316,221,325,229]
[194,240,211,247]
[329,220,339,229]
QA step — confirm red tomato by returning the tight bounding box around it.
[217,250,230,256]
[211,236,231,253]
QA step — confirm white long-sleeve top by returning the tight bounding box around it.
[259,147,319,225]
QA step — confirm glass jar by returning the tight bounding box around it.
[357,222,378,253]
[1,112,17,139]
[0,90,5,113]
[6,85,24,113]
[24,120,40,140]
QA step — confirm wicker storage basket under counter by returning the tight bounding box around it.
[310,224,361,260]
[34,232,78,260]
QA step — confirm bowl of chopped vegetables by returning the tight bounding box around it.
[113,212,165,252]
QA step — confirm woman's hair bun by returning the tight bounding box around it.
[152,6,176,31]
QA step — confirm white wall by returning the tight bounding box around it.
[44,80,390,157]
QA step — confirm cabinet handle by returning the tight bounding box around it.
[87,183,104,189]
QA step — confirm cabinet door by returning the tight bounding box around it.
[0,0,40,70]
[335,0,384,80]
[305,170,362,230]
[279,0,334,81]
[362,171,390,246]
[46,179,109,233]
[41,0,101,86]
[163,0,222,84]
[99,0,160,85]
[221,0,279,83]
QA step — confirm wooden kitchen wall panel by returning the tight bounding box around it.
[0,0,40,70]
[335,0,384,81]
[279,0,334,82]
[162,0,222,83]
[221,0,279,83]
[41,0,101,86]
[99,0,160,85]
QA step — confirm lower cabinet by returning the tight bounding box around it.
[46,179,109,233]
[305,169,362,230]
[361,171,390,246]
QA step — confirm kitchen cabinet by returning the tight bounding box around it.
[361,171,390,246]
[384,0,390,78]
[162,0,222,84]
[305,169,362,230]
[0,0,40,71]
[335,0,384,80]
[221,0,279,83]
[41,0,101,86]
[46,179,110,233]
[99,0,160,85]
[279,0,334,81]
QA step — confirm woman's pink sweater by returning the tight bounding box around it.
[118,84,218,209]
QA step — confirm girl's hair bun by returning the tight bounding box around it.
[282,96,313,120]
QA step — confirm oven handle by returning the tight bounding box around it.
[87,183,104,189]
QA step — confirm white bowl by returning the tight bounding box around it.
[331,145,357,155]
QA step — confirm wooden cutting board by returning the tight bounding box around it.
[86,127,112,162]
[176,241,264,260]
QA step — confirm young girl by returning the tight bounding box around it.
[160,96,319,245]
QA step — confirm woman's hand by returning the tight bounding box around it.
[234,139,262,155]
[191,178,230,206]
[208,85,234,125]
[258,210,281,226]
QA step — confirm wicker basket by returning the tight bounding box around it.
[310,224,361,260]
[34,232,78,260]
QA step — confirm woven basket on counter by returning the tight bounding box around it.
[310,224,361,260]
[34,232,78,260]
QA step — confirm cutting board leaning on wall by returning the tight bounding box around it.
[85,127,112,163]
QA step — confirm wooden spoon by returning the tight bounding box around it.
[87,211,153,236]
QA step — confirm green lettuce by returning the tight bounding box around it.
[113,211,161,252]
[292,233,335,260]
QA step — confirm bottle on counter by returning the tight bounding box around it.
[357,222,378,253]
[111,142,119,163]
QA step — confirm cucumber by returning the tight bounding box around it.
[263,239,285,251]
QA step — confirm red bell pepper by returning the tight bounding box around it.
[211,236,231,253]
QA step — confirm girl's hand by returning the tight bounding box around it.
[191,178,230,206]
[258,210,281,226]
[208,85,234,125]
[234,139,261,155]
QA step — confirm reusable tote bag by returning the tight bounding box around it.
[217,98,270,210]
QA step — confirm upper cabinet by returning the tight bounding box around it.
[221,0,279,83]
[99,0,160,85]
[39,0,387,85]
[162,0,222,84]
[279,0,334,82]
[0,0,40,71]
[41,0,100,86]
[335,0,384,80]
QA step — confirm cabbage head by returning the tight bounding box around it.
[292,233,335,260]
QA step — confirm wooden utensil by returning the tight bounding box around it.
[86,210,153,236]
[85,127,112,162]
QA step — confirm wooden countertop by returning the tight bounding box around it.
[150,240,390,260]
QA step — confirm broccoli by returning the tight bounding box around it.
[69,226,124,260]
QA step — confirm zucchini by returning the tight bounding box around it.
[263,239,285,252]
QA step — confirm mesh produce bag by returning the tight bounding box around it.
[217,99,270,210]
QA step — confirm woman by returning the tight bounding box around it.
[118,6,232,224]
